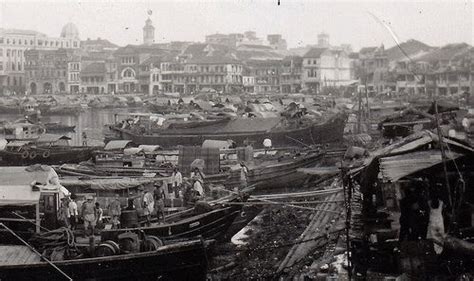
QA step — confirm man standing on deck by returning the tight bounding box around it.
[239,161,249,192]
[172,167,183,198]
[108,194,122,229]
[81,195,97,237]
[143,188,155,226]
[68,196,78,230]
[154,182,166,223]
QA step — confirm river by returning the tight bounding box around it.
[0,108,146,146]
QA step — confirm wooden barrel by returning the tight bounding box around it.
[120,209,139,228]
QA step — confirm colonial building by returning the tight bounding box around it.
[280,56,303,93]
[302,47,351,93]
[24,48,81,94]
[358,45,393,93]
[185,55,243,94]
[0,23,80,94]
[246,59,282,94]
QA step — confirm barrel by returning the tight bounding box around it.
[120,209,139,228]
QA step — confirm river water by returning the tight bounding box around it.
[0,108,146,146]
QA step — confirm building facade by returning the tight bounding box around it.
[302,47,352,93]
[0,23,80,94]
[24,48,81,95]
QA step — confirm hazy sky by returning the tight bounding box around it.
[0,0,472,51]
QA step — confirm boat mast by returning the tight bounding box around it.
[432,98,454,223]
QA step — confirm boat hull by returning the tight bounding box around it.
[108,114,347,148]
[226,152,325,190]
[0,240,208,281]
[0,147,95,166]
[101,205,241,242]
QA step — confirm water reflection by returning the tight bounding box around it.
[0,108,146,146]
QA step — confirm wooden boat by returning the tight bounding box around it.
[101,194,244,242]
[0,239,209,281]
[107,112,347,149]
[0,141,97,165]
[44,122,75,133]
[225,150,325,190]
[0,122,46,142]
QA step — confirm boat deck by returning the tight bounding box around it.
[0,245,41,266]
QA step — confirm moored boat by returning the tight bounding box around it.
[0,135,98,166]
[100,193,245,242]
[107,112,347,148]
[225,150,326,190]
[0,239,210,281]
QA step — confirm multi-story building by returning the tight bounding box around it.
[392,43,472,97]
[280,56,303,93]
[24,48,81,94]
[302,47,352,93]
[0,23,80,94]
[186,55,243,94]
[358,45,392,93]
[246,59,282,93]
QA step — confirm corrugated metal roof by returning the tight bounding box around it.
[379,150,461,182]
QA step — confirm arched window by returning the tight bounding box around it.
[122,68,135,78]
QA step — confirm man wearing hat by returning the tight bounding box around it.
[81,195,97,237]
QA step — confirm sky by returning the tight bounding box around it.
[0,0,472,51]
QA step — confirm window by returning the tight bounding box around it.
[0,38,3,43]
[12,39,15,45]
[0,62,3,70]
[6,49,10,57]
[0,49,2,57]
[12,63,15,71]
[30,40,33,45]
[17,62,21,71]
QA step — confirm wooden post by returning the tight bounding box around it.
[35,203,40,234]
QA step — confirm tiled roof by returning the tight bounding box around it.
[187,54,240,65]
[81,38,118,48]
[235,50,283,61]
[386,39,433,62]
[303,47,328,58]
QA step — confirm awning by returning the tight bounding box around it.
[379,150,461,182]
[202,139,234,149]
[104,140,135,151]
[0,185,41,206]
[60,178,161,191]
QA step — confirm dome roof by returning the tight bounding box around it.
[60,22,79,39]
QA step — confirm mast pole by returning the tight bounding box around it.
[433,98,453,222]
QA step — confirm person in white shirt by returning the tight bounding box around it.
[172,167,183,198]
[68,197,78,230]
[239,162,249,191]
[192,178,205,199]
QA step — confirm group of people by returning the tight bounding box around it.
[58,195,105,237]
[56,163,249,236]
